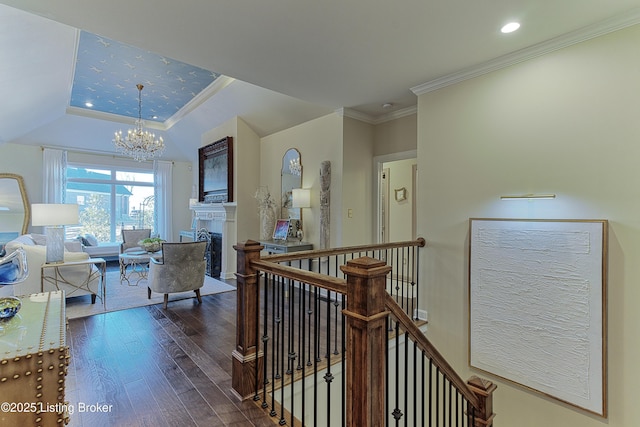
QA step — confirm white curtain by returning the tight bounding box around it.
[154,160,173,241]
[42,148,67,203]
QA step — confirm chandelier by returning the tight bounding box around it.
[289,157,301,176]
[113,84,165,161]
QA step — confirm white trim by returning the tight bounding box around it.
[164,76,235,129]
[411,8,640,95]
[338,106,417,125]
[372,150,417,243]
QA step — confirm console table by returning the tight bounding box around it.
[41,257,106,307]
[0,291,69,426]
[260,240,313,254]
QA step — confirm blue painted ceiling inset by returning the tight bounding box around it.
[70,31,220,123]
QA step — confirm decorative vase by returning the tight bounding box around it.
[260,207,276,240]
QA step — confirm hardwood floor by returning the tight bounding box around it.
[66,291,275,427]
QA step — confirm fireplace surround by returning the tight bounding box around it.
[190,202,237,279]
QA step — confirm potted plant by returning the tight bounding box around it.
[138,237,165,253]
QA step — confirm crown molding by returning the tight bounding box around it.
[337,105,417,125]
[336,107,373,123]
[374,105,417,124]
[65,106,168,130]
[164,76,235,129]
[411,8,640,96]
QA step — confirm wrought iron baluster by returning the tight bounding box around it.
[270,273,278,417]
[279,273,286,426]
[385,317,390,425]
[260,272,270,409]
[413,342,417,427]
[287,275,294,376]
[448,381,453,427]
[301,279,307,426]
[313,284,319,427]
[275,275,282,380]
[392,319,402,424]
[325,290,333,425]
[435,366,440,426]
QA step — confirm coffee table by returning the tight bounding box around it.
[119,251,162,286]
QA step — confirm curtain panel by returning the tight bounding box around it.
[42,148,67,203]
[154,160,173,241]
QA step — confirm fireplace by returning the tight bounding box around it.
[209,232,222,278]
[190,202,237,279]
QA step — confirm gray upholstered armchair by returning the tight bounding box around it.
[120,229,152,254]
[147,241,207,309]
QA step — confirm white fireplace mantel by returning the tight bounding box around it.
[190,202,237,279]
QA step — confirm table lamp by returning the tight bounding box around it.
[31,203,79,264]
[291,188,311,208]
[291,189,311,241]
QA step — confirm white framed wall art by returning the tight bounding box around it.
[469,218,608,417]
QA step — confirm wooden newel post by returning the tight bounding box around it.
[341,256,392,427]
[232,240,264,400]
[467,376,497,427]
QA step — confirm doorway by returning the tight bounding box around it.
[373,150,417,244]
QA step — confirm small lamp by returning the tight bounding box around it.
[291,189,311,241]
[31,204,79,264]
[291,188,311,208]
[500,194,556,200]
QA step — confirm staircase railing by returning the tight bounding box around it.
[232,239,496,426]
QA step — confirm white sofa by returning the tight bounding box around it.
[74,233,120,261]
[82,242,120,261]
[4,234,101,302]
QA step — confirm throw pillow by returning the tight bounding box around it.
[77,236,90,246]
[84,234,99,246]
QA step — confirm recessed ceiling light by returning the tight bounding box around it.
[382,103,393,109]
[501,22,520,34]
[85,102,93,108]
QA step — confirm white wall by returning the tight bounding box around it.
[342,117,374,246]
[417,24,640,426]
[0,144,43,211]
[383,158,416,242]
[373,113,417,157]
[260,113,343,248]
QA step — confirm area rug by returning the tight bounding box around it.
[64,269,236,319]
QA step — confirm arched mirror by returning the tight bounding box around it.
[281,148,302,221]
[0,174,30,246]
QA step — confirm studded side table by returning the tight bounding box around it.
[0,291,69,426]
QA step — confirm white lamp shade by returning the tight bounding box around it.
[291,188,311,208]
[32,204,79,226]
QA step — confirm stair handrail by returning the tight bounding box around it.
[252,258,348,294]
[385,293,481,410]
[260,237,426,263]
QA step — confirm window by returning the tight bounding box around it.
[65,165,155,243]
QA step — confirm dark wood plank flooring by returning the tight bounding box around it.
[66,290,275,427]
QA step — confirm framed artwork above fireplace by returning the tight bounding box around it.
[199,136,233,203]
